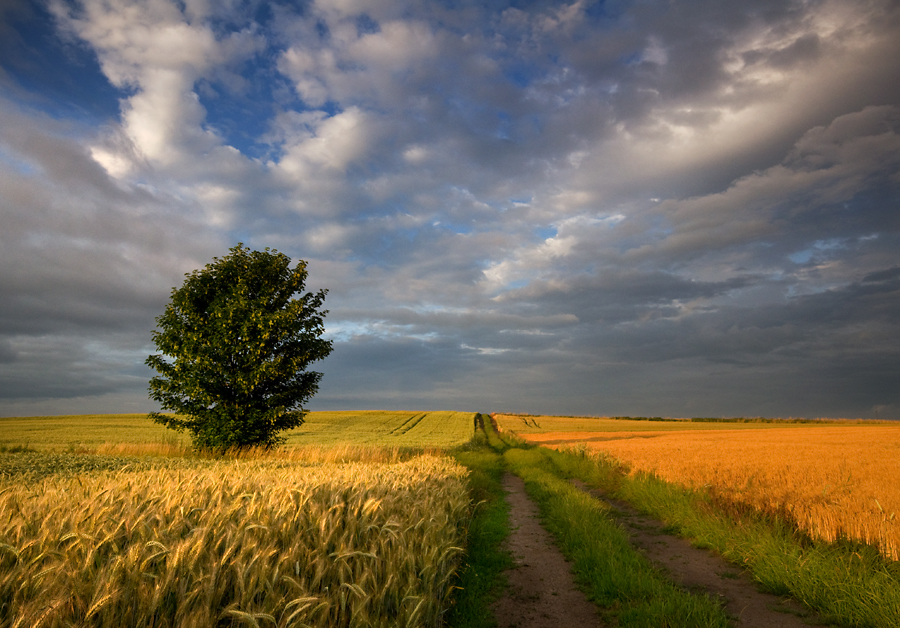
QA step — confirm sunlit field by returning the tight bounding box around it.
[285,411,476,447]
[492,413,867,434]
[0,414,191,450]
[0,452,468,627]
[0,411,477,451]
[0,412,478,627]
[496,414,900,560]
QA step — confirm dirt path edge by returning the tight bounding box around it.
[570,479,833,627]
[491,473,606,628]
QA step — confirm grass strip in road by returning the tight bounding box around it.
[447,428,513,628]
[501,445,731,628]
[545,447,900,628]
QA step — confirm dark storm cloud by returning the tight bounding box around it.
[578,268,900,365]
[498,271,751,324]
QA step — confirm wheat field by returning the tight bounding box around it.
[500,415,900,560]
[0,451,469,627]
[0,411,477,451]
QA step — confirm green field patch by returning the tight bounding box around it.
[0,451,209,481]
[0,414,189,450]
[0,411,478,451]
[388,412,427,436]
[284,411,477,448]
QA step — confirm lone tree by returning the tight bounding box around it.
[146,244,333,450]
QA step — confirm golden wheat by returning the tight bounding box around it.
[510,420,900,560]
[0,452,469,627]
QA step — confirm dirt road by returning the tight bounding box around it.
[491,473,605,628]
[492,472,831,627]
[572,480,830,627]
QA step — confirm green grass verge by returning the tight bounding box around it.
[545,447,900,628]
[446,422,513,628]
[501,446,731,628]
[479,420,730,627]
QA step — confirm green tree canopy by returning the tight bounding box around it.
[146,244,333,450]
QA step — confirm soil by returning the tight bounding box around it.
[571,478,833,627]
[491,473,606,628]
[492,471,834,627]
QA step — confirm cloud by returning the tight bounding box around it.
[276,107,375,176]
[631,106,900,263]
[50,0,218,163]
[0,96,224,403]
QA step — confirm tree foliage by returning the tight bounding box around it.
[146,244,333,450]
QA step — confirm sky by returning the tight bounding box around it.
[0,0,898,419]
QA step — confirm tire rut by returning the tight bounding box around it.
[571,479,834,627]
[492,473,606,628]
